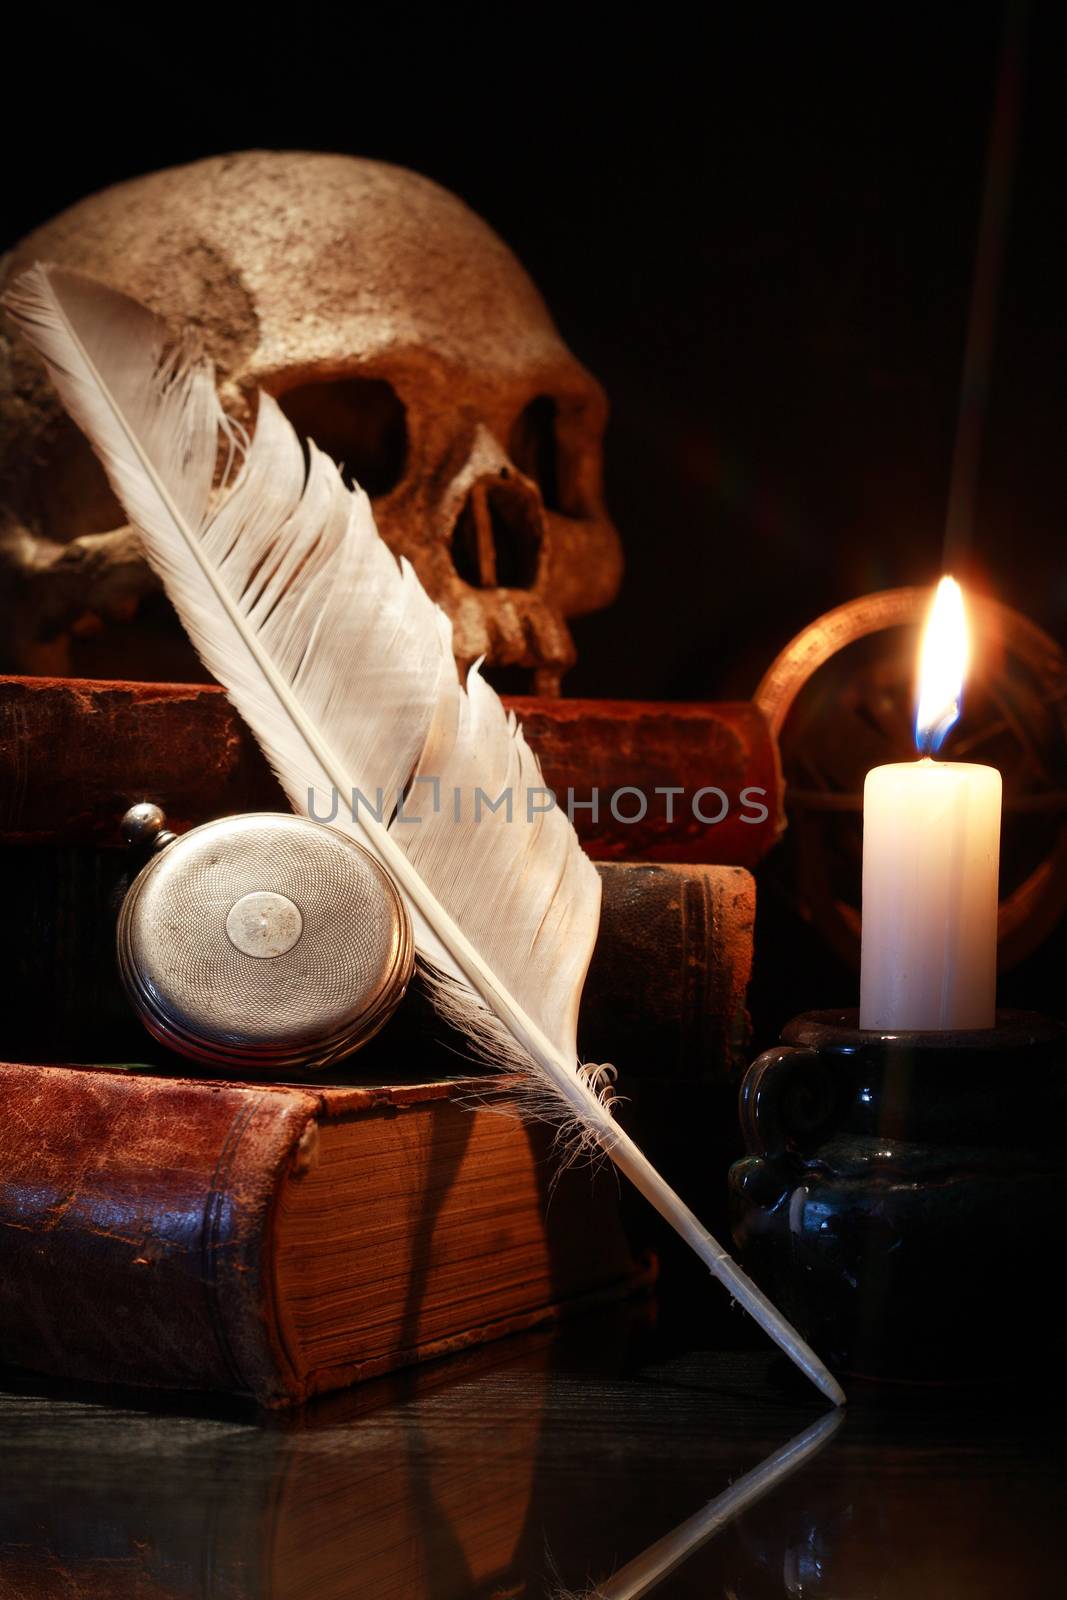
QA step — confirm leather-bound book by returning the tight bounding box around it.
[583,861,754,1078]
[0,674,783,865]
[0,1063,648,1406]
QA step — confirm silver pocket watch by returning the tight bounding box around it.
[117,806,414,1074]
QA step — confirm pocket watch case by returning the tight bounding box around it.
[117,810,413,1073]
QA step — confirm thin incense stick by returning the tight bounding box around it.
[942,0,1026,575]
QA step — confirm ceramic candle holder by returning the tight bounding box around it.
[728,1010,1067,1382]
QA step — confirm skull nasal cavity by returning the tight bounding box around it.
[451,479,543,590]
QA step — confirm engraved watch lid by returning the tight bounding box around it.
[117,812,413,1073]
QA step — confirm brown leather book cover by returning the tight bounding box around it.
[0,674,783,865]
[0,1063,648,1407]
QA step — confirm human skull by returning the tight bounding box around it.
[0,151,622,691]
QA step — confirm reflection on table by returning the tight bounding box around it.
[1,1298,1062,1598]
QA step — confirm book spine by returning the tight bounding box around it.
[0,674,782,866]
[583,863,755,1078]
[0,1064,312,1402]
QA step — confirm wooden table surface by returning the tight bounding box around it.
[0,1298,1062,1598]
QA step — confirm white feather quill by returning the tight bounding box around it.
[3,264,844,1407]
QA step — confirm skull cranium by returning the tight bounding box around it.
[0,151,623,691]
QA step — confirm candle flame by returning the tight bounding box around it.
[915,576,969,755]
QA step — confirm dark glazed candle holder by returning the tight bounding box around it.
[728,1010,1067,1382]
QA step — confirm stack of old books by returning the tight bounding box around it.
[0,676,778,1405]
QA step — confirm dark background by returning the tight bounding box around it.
[4,3,1063,702]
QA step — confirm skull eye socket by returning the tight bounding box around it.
[276,377,408,498]
[509,396,561,511]
[27,419,126,537]
[509,395,594,518]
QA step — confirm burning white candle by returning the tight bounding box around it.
[859,577,1001,1030]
